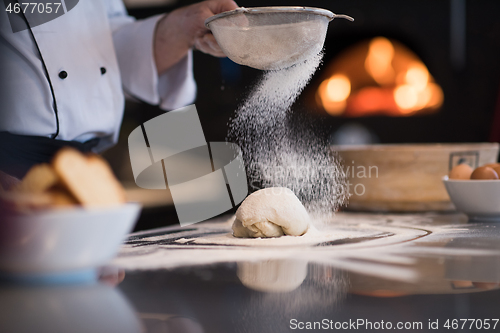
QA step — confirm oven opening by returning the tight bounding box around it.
[315,36,444,118]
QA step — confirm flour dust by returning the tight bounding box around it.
[228,53,348,221]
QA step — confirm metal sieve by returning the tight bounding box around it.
[205,7,354,71]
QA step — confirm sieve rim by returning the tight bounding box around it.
[205,6,335,28]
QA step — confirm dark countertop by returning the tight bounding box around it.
[2,212,500,333]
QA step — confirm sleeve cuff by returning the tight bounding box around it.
[158,50,196,110]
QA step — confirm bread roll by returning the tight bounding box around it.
[53,148,125,206]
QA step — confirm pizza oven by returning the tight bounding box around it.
[294,0,500,145]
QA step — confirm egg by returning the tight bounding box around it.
[449,163,473,180]
[483,163,500,169]
[491,165,500,177]
[470,166,499,180]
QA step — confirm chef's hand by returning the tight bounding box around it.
[154,0,239,74]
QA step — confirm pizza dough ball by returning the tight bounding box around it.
[232,187,311,238]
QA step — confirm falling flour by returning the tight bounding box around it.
[228,52,348,222]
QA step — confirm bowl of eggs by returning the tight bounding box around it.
[443,163,500,221]
[333,143,499,212]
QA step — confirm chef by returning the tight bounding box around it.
[0,0,238,179]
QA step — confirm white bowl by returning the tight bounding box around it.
[0,203,141,277]
[443,176,500,221]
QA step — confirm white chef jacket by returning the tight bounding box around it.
[0,0,196,151]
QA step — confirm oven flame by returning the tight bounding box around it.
[317,37,444,117]
[318,74,351,115]
[365,37,395,85]
[394,85,419,112]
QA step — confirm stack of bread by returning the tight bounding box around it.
[0,148,125,212]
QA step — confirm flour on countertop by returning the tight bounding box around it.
[174,225,354,247]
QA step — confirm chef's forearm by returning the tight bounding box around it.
[154,12,192,75]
